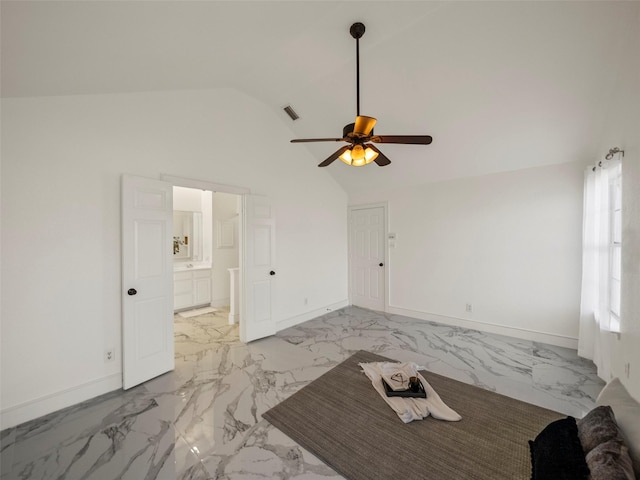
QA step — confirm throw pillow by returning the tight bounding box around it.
[586,439,635,480]
[577,405,624,453]
[529,416,590,480]
[596,378,640,476]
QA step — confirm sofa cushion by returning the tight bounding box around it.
[586,439,635,480]
[577,405,624,453]
[597,378,640,477]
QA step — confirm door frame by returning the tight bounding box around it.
[347,202,389,312]
[161,174,251,197]
[163,174,249,308]
[164,177,277,343]
[161,174,251,330]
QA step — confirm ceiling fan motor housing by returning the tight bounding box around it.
[343,123,355,138]
[343,122,374,140]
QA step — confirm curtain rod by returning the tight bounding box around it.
[605,147,625,160]
[592,147,624,171]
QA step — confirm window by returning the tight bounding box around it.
[579,153,623,378]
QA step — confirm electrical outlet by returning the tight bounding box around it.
[466,303,472,313]
[104,348,115,363]
[304,297,308,306]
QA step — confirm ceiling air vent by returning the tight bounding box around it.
[283,105,299,121]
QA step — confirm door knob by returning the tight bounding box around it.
[127,288,137,296]
[269,271,276,276]
[379,263,384,267]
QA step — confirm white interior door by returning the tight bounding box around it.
[350,206,386,311]
[121,175,174,389]
[240,195,276,343]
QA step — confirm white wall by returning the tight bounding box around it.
[174,185,205,212]
[350,161,585,346]
[211,192,239,306]
[0,88,348,428]
[596,7,640,399]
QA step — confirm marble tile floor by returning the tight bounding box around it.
[0,306,604,480]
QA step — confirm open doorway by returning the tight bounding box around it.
[172,186,241,344]
[122,174,276,389]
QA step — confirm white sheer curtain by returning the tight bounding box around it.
[578,158,621,379]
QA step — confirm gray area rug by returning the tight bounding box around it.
[263,350,564,480]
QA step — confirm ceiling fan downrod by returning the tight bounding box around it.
[350,22,366,117]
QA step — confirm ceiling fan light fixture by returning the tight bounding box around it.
[364,146,378,162]
[339,144,378,167]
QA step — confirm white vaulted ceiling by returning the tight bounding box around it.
[2,1,637,195]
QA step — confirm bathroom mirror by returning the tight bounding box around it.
[173,211,203,261]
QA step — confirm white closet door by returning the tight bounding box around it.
[350,206,385,311]
[241,195,276,343]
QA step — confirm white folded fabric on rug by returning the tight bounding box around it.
[360,361,462,424]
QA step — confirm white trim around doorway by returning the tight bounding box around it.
[160,174,251,195]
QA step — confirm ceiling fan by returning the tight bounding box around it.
[291,22,433,168]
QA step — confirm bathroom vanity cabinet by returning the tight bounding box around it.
[174,267,212,311]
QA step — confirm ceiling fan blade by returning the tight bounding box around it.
[354,116,377,136]
[291,138,345,143]
[318,145,350,167]
[366,144,391,166]
[371,135,433,145]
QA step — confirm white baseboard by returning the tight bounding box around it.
[1,373,122,430]
[210,298,230,308]
[2,303,575,430]
[386,305,578,349]
[276,299,350,331]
